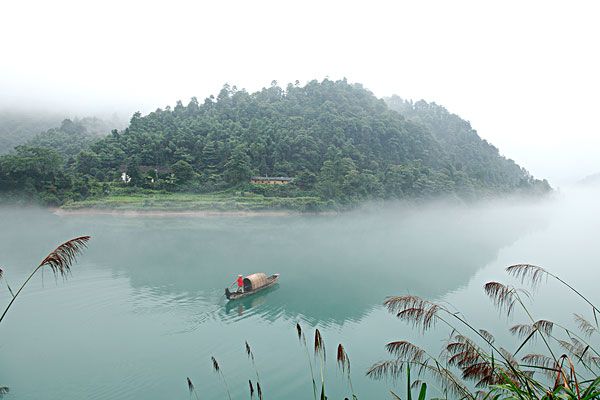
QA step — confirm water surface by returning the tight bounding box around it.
[1,188,598,399]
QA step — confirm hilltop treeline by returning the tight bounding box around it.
[0,110,64,155]
[0,79,550,206]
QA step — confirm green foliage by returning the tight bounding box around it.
[0,80,551,207]
[171,160,194,183]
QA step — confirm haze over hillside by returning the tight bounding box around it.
[0,110,127,155]
[578,173,600,186]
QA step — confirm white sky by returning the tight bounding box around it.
[1,0,598,185]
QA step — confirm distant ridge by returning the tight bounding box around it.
[578,173,600,186]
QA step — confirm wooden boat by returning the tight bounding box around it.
[225,273,280,300]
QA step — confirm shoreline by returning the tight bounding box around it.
[52,207,336,218]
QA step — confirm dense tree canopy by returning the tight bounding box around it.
[0,79,551,206]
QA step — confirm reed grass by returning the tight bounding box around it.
[314,328,326,399]
[337,343,357,399]
[211,356,232,400]
[368,264,600,399]
[245,341,261,386]
[296,322,318,400]
[0,236,91,325]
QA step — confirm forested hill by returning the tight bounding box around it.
[0,79,550,207]
[385,95,544,194]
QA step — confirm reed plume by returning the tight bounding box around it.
[211,356,231,400]
[186,377,200,400]
[211,356,220,372]
[245,341,253,360]
[385,341,425,363]
[314,329,325,361]
[384,295,440,332]
[314,329,326,400]
[337,344,350,373]
[574,314,598,337]
[39,235,91,278]
[478,329,495,344]
[483,282,526,317]
[0,236,91,324]
[337,344,356,398]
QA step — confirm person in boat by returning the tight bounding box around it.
[236,274,244,293]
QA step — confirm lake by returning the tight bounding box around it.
[1,187,599,399]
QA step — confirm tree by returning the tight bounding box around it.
[172,160,195,183]
[223,145,251,185]
[126,160,142,186]
[201,141,220,173]
[75,150,100,175]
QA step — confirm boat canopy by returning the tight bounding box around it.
[243,273,268,291]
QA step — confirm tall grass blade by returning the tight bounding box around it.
[390,391,402,399]
[407,364,412,400]
[6,282,14,298]
[417,382,427,400]
[513,328,537,357]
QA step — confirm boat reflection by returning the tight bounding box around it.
[224,284,280,317]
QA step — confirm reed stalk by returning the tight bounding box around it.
[296,323,317,400]
[245,341,261,385]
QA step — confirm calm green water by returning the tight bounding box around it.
[1,188,599,399]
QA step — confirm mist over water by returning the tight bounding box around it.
[0,188,598,399]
